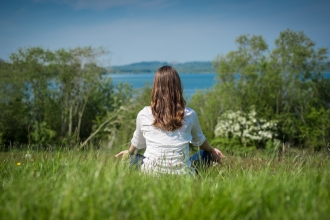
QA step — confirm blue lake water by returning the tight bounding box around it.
[107,73,218,98]
[106,72,330,99]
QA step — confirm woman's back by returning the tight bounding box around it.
[132,106,206,174]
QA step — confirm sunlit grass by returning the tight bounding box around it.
[0,149,329,219]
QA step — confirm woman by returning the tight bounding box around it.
[115,66,225,174]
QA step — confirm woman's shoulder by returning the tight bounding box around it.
[184,107,197,117]
[184,107,196,114]
[138,106,153,117]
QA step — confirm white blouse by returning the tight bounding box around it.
[131,106,206,174]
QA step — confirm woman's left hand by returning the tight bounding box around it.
[115,150,129,160]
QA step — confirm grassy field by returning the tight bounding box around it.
[0,149,329,220]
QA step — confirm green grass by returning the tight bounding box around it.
[0,149,329,220]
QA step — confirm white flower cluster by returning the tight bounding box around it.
[214,107,277,145]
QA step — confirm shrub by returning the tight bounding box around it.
[214,106,278,149]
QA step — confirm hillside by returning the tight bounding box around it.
[108,61,214,73]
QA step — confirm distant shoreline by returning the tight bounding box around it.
[107,61,215,74]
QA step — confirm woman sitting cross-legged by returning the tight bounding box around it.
[115,66,225,175]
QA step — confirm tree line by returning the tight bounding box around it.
[1,29,329,152]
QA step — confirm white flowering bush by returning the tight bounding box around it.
[214,107,278,147]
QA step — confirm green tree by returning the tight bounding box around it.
[0,46,130,149]
[51,47,109,141]
[0,60,31,148]
[190,29,330,149]
[270,29,330,146]
[9,47,55,146]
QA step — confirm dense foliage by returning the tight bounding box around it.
[0,47,150,150]
[189,29,330,151]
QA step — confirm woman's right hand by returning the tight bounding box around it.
[209,148,226,162]
[200,140,226,162]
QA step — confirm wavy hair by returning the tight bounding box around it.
[151,66,186,131]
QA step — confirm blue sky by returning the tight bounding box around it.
[1,0,329,65]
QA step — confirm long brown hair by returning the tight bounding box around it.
[151,66,186,131]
